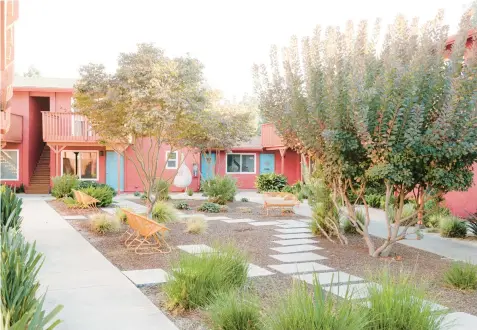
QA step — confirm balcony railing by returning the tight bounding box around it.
[42,112,101,144]
[261,123,285,148]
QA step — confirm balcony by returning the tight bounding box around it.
[42,112,101,145]
[261,123,285,148]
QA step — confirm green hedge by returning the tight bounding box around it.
[255,173,287,193]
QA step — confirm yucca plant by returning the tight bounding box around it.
[152,201,177,223]
[0,185,23,230]
[444,261,477,291]
[0,225,62,327]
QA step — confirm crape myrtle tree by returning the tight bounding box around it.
[74,44,208,216]
[254,10,477,257]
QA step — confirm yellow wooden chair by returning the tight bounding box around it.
[77,191,100,209]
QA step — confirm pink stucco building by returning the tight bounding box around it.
[0,77,302,193]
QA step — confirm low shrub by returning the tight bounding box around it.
[186,188,194,196]
[263,278,367,330]
[185,215,207,234]
[133,191,141,197]
[90,213,121,234]
[219,205,229,213]
[387,203,416,226]
[62,196,78,208]
[282,185,294,194]
[152,202,177,223]
[444,262,477,291]
[198,202,221,213]
[154,179,170,201]
[164,243,248,311]
[208,290,260,330]
[466,213,477,236]
[51,174,78,198]
[14,183,25,194]
[424,200,450,228]
[174,201,191,210]
[140,193,147,200]
[115,208,132,223]
[77,181,116,196]
[0,185,23,230]
[367,271,447,330]
[364,194,383,208]
[342,209,364,234]
[1,227,62,327]
[241,197,249,202]
[202,176,237,205]
[79,186,114,207]
[255,173,287,193]
[440,216,467,238]
[237,207,252,213]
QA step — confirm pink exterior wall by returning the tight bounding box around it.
[444,166,477,217]
[124,141,201,193]
[50,145,106,183]
[215,150,261,189]
[273,150,302,185]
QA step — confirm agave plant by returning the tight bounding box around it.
[0,227,62,328]
[0,185,23,230]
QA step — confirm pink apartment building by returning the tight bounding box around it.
[0,77,302,194]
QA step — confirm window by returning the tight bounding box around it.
[62,151,98,180]
[0,150,19,180]
[166,151,178,169]
[226,153,255,174]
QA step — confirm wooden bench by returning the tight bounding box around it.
[263,192,300,216]
[121,209,171,255]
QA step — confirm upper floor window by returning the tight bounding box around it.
[0,150,19,180]
[166,151,178,169]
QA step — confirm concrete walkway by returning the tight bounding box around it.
[235,191,477,264]
[21,199,178,330]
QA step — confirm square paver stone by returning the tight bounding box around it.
[276,223,311,229]
[328,282,374,299]
[276,220,307,225]
[271,244,323,253]
[442,312,477,330]
[298,219,312,223]
[100,208,115,215]
[274,233,315,239]
[63,215,87,220]
[205,216,231,220]
[273,238,318,246]
[247,264,274,277]
[250,221,281,226]
[270,252,328,263]
[293,271,364,286]
[222,219,256,223]
[268,262,334,274]
[122,268,168,286]
[177,244,215,254]
[275,228,312,234]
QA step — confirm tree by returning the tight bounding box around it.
[23,66,40,78]
[254,10,477,257]
[74,44,208,215]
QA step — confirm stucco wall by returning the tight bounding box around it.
[444,165,477,217]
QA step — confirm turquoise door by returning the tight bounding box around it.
[201,152,216,180]
[106,151,124,191]
[260,154,275,174]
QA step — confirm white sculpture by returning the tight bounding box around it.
[173,153,192,188]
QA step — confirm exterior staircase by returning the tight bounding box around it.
[25,146,51,194]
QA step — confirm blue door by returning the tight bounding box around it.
[106,151,124,191]
[260,154,275,174]
[201,152,216,180]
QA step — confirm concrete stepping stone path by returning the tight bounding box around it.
[442,312,477,329]
[273,233,315,239]
[268,262,334,274]
[63,215,88,220]
[270,252,328,263]
[270,244,323,254]
[204,216,231,220]
[122,269,169,286]
[293,271,364,286]
[250,221,281,226]
[247,264,275,277]
[277,223,311,229]
[275,228,312,234]
[222,219,256,223]
[177,244,215,254]
[272,238,319,246]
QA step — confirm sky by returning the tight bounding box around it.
[15,0,472,99]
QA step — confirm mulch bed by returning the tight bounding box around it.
[47,199,104,217]
[58,198,477,328]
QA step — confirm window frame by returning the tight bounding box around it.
[60,150,99,181]
[165,151,179,169]
[0,149,20,181]
[225,153,256,174]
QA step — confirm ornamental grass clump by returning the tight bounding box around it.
[164,243,248,312]
[208,290,261,330]
[444,261,477,291]
[367,271,447,330]
[263,278,367,330]
[90,213,121,235]
[186,215,207,234]
[440,216,467,238]
[152,201,177,223]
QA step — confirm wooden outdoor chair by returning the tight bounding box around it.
[122,210,171,255]
[121,208,139,246]
[68,189,87,210]
[263,192,300,216]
